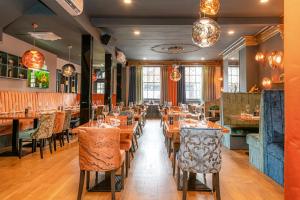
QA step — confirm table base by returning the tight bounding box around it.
[88,174,123,192]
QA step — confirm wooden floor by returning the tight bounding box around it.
[0,120,283,200]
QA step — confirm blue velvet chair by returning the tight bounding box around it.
[262,90,284,185]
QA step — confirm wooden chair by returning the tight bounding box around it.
[177,127,223,200]
[77,127,125,200]
[52,112,66,151]
[18,113,56,159]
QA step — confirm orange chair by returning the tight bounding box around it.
[52,112,66,151]
[77,127,125,200]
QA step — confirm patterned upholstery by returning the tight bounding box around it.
[19,113,56,140]
[178,128,223,174]
[78,127,125,172]
[63,110,72,131]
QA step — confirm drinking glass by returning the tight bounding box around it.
[102,105,109,118]
[97,115,104,127]
[129,102,133,110]
[113,106,120,118]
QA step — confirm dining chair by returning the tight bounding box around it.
[62,110,72,143]
[77,127,125,200]
[177,127,223,200]
[52,112,66,151]
[18,113,56,159]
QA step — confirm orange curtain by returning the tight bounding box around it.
[167,66,178,106]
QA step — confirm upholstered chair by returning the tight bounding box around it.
[177,128,223,200]
[77,127,125,200]
[52,112,66,151]
[62,110,72,143]
[19,113,56,159]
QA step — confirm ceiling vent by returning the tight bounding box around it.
[56,0,84,16]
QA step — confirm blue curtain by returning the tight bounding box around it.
[128,66,136,103]
[177,66,186,104]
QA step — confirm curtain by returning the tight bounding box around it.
[160,66,168,104]
[177,66,186,104]
[202,66,216,102]
[136,67,143,104]
[128,66,136,103]
[167,66,178,106]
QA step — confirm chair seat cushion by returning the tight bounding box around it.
[120,140,132,151]
[246,133,260,148]
[267,143,284,161]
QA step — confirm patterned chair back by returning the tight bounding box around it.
[63,110,72,131]
[178,127,223,174]
[78,127,122,172]
[34,113,56,139]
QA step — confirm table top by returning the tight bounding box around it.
[229,114,260,122]
[165,120,229,134]
[78,121,138,134]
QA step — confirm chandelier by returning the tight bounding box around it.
[192,0,221,48]
[22,24,45,69]
[200,0,220,16]
[170,64,182,82]
[62,46,76,77]
[192,17,221,48]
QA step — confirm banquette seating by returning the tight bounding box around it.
[246,90,284,185]
[0,91,77,148]
[220,93,260,150]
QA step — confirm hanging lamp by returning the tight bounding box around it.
[62,46,76,77]
[170,64,182,82]
[22,23,45,69]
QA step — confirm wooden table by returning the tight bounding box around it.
[229,114,260,126]
[75,121,138,192]
[0,113,39,156]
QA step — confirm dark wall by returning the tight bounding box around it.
[257,34,284,87]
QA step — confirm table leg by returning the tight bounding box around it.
[11,119,20,155]
[34,118,39,128]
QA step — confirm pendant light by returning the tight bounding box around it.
[200,0,220,16]
[22,23,45,69]
[170,64,182,82]
[62,46,76,77]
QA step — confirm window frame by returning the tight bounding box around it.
[227,66,240,93]
[185,66,203,102]
[142,66,161,101]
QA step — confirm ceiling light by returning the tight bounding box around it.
[201,57,205,60]
[124,0,132,4]
[133,30,140,36]
[260,0,269,3]
[143,57,147,60]
[28,32,62,41]
[228,30,235,35]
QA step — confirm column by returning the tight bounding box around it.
[104,53,112,108]
[80,35,93,124]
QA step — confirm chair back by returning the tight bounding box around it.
[53,112,66,134]
[78,127,122,172]
[34,113,56,139]
[106,116,128,126]
[178,127,223,174]
[63,110,72,131]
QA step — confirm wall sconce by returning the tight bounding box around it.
[255,52,265,62]
[262,77,272,89]
[268,51,283,69]
[218,77,223,81]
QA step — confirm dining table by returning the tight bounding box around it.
[0,112,39,156]
[75,120,139,192]
[164,119,229,192]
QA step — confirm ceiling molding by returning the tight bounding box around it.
[256,24,284,43]
[127,60,222,67]
[220,35,257,59]
[91,17,282,27]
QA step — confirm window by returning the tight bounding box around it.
[228,67,239,92]
[185,67,203,101]
[143,67,161,100]
[96,82,105,94]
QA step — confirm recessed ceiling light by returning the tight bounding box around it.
[133,30,140,36]
[260,0,269,4]
[228,30,235,35]
[143,57,147,60]
[201,57,205,60]
[124,0,132,4]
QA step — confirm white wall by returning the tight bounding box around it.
[0,33,79,92]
